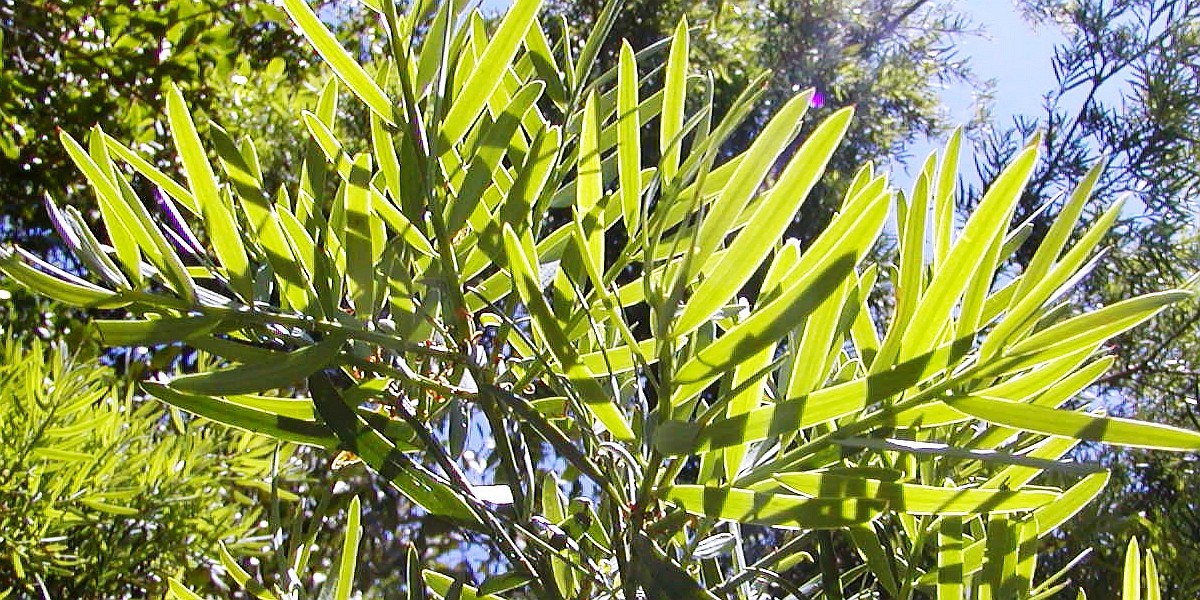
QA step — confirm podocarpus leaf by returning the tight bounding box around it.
[880,145,1038,368]
[501,225,634,439]
[95,316,226,346]
[665,485,887,529]
[849,523,900,597]
[981,196,1123,359]
[59,130,141,283]
[103,132,198,215]
[669,184,888,402]
[282,0,395,124]
[167,580,205,600]
[631,534,720,600]
[773,471,1059,515]
[938,517,964,600]
[576,91,604,277]
[659,17,688,183]
[441,0,542,148]
[988,291,1190,376]
[170,336,346,396]
[334,496,362,600]
[144,383,337,448]
[423,571,508,600]
[674,105,851,338]
[0,246,124,308]
[947,395,1200,451]
[308,373,479,524]
[616,42,642,234]
[1124,538,1141,600]
[917,471,1113,590]
[166,83,252,300]
[345,153,377,318]
[218,543,279,600]
[1145,546,1161,600]
[674,90,813,314]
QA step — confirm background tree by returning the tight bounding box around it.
[965,0,1200,595]
[0,337,302,599]
[0,0,369,249]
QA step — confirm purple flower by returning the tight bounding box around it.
[811,90,826,108]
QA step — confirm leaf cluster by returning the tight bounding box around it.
[0,0,1195,598]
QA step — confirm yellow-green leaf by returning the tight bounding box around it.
[282,0,395,124]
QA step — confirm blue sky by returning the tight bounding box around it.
[898,0,1066,187]
[950,1,1064,125]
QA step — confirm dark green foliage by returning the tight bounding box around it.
[0,0,358,249]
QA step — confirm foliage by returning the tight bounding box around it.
[2,0,1198,598]
[968,0,1200,595]
[547,0,981,241]
[0,335,298,599]
[0,0,363,249]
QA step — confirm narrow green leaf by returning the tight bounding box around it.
[631,534,720,600]
[982,197,1124,358]
[170,337,345,396]
[218,544,278,600]
[104,133,198,215]
[676,90,812,304]
[671,186,886,392]
[616,42,642,234]
[665,485,886,529]
[1018,160,1105,303]
[60,130,141,282]
[774,471,1058,515]
[933,128,961,267]
[499,125,560,236]
[938,517,964,600]
[423,571,508,600]
[407,546,428,600]
[675,106,852,337]
[345,153,377,317]
[501,226,634,439]
[849,524,900,597]
[335,496,362,600]
[415,0,453,97]
[167,580,206,600]
[571,0,621,91]
[1145,547,1160,600]
[947,395,1200,451]
[982,515,1018,599]
[999,291,1188,373]
[441,0,542,147]
[886,145,1037,366]
[48,200,128,288]
[0,246,124,308]
[144,382,337,448]
[576,90,604,276]
[95,316,225,346]
[282,0,395,123]
[479,573,535,596]
[165,83,251,299]
[659,17,688,182]
[309,373,479,523]
[1124,537,1141,600]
